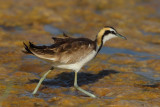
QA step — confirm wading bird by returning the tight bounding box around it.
[23,26,127,98]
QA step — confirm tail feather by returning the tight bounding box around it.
[22,42,33,54]
[29,41,35,48]
[63,32,69,37]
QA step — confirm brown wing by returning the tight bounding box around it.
[52,33,72,44]
[56,38,96,64]
[23,38,96,64]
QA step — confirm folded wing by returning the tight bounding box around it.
[22,38,96,64]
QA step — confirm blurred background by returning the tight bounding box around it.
[0,0,160,106]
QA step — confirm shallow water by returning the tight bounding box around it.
[101,47,159,57]
[140,30,160,36]
[100,47,160,60]
[44,24,84,37]
[44,24,63,35]
[135,69,160,82]
[0,0,160,106]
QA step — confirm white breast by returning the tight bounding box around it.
[57,50,97,72]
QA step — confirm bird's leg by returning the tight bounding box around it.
[74,71,96,98]
[32,67,54,94]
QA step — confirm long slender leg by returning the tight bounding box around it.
[74,71,96,98]
[32,67,54,94]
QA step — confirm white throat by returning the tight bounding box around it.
[102,34,116,45]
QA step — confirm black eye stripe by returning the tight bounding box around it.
[103,31,110,35]
[111,31,116,34]
[103,31,116,36]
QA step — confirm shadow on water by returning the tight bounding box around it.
[28,69,119,88]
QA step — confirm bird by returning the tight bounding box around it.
[22,26,127,98]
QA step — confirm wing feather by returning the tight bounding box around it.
[23,38,96,64]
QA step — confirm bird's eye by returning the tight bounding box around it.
[111,31,116,34]
[104,31,110,35]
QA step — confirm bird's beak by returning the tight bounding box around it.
[116,33,127,40]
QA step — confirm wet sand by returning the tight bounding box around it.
[0,0,160,106]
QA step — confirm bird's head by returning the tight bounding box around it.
[96,26,127,47]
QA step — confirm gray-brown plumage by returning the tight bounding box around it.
[23,27,126,98]
[23,34,96,64]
